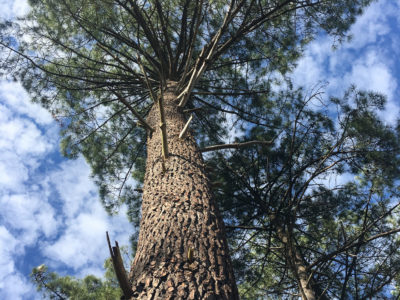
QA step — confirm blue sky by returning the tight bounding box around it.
[0,0,400,299]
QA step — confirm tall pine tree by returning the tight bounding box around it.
[210,86,400,298]
[3,0,397,299]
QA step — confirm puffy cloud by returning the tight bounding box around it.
[45,210,114,270]
[0,151,29,191]
[0,193,59,244]
[0,81,53,126]
[50,158,98,219]
[0,80,131,299]
[346,0,397,50]
[0,80,56,193]
[0,0,30,19]
[342,50,399,124]
[291,0,400,125]
[0,271,37,300]
[0,227,20,279]
[43,158,131,275]
[0,80,58,300]
[344,51,394,94]
[0,226,38,300]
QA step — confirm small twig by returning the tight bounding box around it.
[226,225,267,231]
[179,114,193,139]
[136,54,157,103]
[183,107,203,113]
[200,140,273,153]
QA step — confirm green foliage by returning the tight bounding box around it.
[0,0,372,215]
[2,0,389,298]
[31,261,122,300]
[208,85,400,298]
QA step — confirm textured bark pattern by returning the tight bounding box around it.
[128,82,239,299]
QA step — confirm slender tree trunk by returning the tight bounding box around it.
[128,81,239,299]
[273,215,326,300]
[289,246,317,300]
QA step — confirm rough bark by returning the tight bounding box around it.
[128,81,239,299]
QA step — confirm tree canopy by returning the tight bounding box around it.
[210,86,400,298]
[1,0,372,213]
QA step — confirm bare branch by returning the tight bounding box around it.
[226,225,268,231]
[158,87,169,160]
[179,114,194,139]
[106,232,132,299]
[200,140,273,153]
[183,107,203,113]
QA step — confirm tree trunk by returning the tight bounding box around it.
[273,214,327,300]
[128,81,239,299]
[290,246,317,300]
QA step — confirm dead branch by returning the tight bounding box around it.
[200,140,273,152]
[179,114,194,139]
[106,232,132,298]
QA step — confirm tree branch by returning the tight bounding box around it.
[112,91,154,133]
[106,232,132,299]
[200,140,273,152]
[158,87,169,161]
[179,114,193,139]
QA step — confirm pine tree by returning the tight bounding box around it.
[2,0,391,299]
[210,87,400,298]
[31,260,122,299]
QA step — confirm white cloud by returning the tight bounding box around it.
[292,52,325,88]
[0,118,53,155]
[0,193,59,244]
[0,272,37,300]
[312,172,354,191]
[0,81,53,126]
[0,80,131,298]
[43,201,131,277]
[0,80,58,299]
[343,51,395,95]
[0,0,30,19]
[291,0,400,126]
[12,0,30,17]
[44,212,109,269]
[50,158,98,218]
[43,205,131,277]
[0,88,55,191]
[0,152,29,191]
[334,50,399,125]
[0,226,38,300]
[41,157,131,276]
[0,227,20,276]
[346,0,398,50]
[0,152,131,296]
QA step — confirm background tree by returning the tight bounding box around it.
[31,259,122,299]
[1,0,389,299]
[210,86,400,299]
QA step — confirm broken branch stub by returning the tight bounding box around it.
[106,232,132,298]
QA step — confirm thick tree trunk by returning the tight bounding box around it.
[128,81,239,299]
